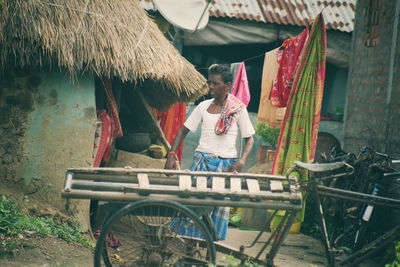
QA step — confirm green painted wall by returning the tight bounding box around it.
[19,69,96,226]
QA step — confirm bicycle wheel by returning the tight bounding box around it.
[94,199,216,267]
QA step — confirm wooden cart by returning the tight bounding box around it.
[61,167,303,266]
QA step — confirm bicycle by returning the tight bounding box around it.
[319,147,400,253]
[288,151,400,266]
[351,147,400,251]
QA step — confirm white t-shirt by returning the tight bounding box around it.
[184,99,255,158]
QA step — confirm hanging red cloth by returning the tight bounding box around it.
[153,103,186,163]
[92,78,123,167]
[271,13,327,223]
[270,28,309,107]
[231,62,251,106]
[92,110,112,167]
[102,77,123,139]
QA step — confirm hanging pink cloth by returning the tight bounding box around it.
[270,28,309,107]
[230,62,250,107]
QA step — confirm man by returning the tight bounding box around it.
[165,64,254,240]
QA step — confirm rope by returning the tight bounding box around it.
[36,0,104,17]
[76,0,91,33]
[134,20,148,52]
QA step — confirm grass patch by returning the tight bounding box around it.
[215,254,260,267]
[0,195,90,258]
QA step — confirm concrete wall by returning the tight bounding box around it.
[344,0,400,155]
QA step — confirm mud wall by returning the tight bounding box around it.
[0,67,97,230]
[0,67,39,187]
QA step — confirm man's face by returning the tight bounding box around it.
[207,74,230,99]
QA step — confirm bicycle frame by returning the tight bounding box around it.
[289,161,400,267]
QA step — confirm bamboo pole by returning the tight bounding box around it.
[61,190,303,210]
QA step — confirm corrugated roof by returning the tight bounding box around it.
[140,0,355,33]
[258,0,355,32]
[209,0,266,23]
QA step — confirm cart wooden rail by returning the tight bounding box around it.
[61,167,303,266]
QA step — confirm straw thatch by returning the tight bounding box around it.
[0,0,208,107]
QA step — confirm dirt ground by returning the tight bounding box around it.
[0,227,327,267]
[0,235,94,267]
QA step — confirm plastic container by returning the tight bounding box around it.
[229,207,242,221]
[270,215,301,234]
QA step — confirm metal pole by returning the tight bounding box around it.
[191,0,211,34]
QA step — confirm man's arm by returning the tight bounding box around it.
[164,125,190,169]
[225,135,254,172]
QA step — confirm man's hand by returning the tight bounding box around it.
[164,126,189,170]
[224,136,254,173]
[164,154,177,169]
[224,159,245,173]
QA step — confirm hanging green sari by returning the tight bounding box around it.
[271,13,327,222]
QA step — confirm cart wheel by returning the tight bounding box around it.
[94,199,216,266]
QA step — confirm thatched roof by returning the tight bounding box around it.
[0,0,208,107]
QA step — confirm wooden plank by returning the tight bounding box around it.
[230,178,242,193]
[64,172,73,192]
[196,176,207,190]
[179,175,192,191]
[270,180,284,192]
[70,173,278,192]
[69,167,287,180]
[212,177,225,192]
[137,173,150,189]
[246,179,260,194]
[70,180,298,201]
[135,90,171,150]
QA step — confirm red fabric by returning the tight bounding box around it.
[92,78,123,166]
[231,62,251,106]
[94,230,123,249]
[93,110,112,167]
[270,28,309,107]
[214,94,245,136]
[152,103,186,163]
[102,77,123,139]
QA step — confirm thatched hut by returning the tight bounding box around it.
[0,0,207,229]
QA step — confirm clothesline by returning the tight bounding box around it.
[196,52,267,71]
[239,52,267,63]
[38,0,326,76]
[195,3,329,71]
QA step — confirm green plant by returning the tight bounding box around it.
[386,241,400,267]
[0,195,90,258]
[255,122,280,148]
[244,257,260,267]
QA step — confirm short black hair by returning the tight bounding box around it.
[208,64,232,84]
